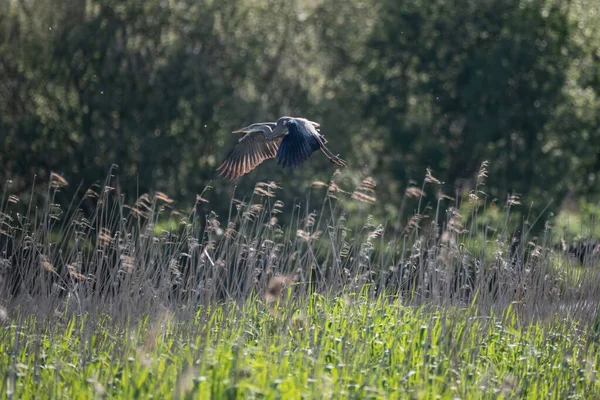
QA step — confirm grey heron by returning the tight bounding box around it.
[217,117,346,179]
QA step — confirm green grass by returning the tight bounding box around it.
[2,296,599,399]
[553,208,600,243]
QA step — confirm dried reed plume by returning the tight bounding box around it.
[67,264,86,281]
[40,255,56,273]
[352,177,377,204]
[425,169,441,185]
[155,192,175,205]
[49,172,68,189]
[405,186,425,199]
[297,229,322,242]
[265,275,295,303]
[254,181,281,198]
[507,193,521,206]
[477,160,490,185]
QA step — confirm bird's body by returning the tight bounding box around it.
[217,116,345,179]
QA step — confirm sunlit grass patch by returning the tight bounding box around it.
[2,297,599,399]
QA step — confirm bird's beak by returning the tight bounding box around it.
[232,129,245,134]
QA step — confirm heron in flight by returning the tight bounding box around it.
[216,117,346,179]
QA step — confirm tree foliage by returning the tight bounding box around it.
[1,0,599,224]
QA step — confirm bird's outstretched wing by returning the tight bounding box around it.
[217,132,282,179]
[276,120,322,169]
[232,122,276,135]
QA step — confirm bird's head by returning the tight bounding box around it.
[277,116,294,126]
[275,117,296,134]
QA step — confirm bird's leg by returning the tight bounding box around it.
[314,133,345,166]
[320,145,346,167]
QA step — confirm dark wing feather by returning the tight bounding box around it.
[298,118,346,167]
[217,132,282,179]
[276,120,321,169]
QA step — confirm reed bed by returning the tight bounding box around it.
[1,164,599,398]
